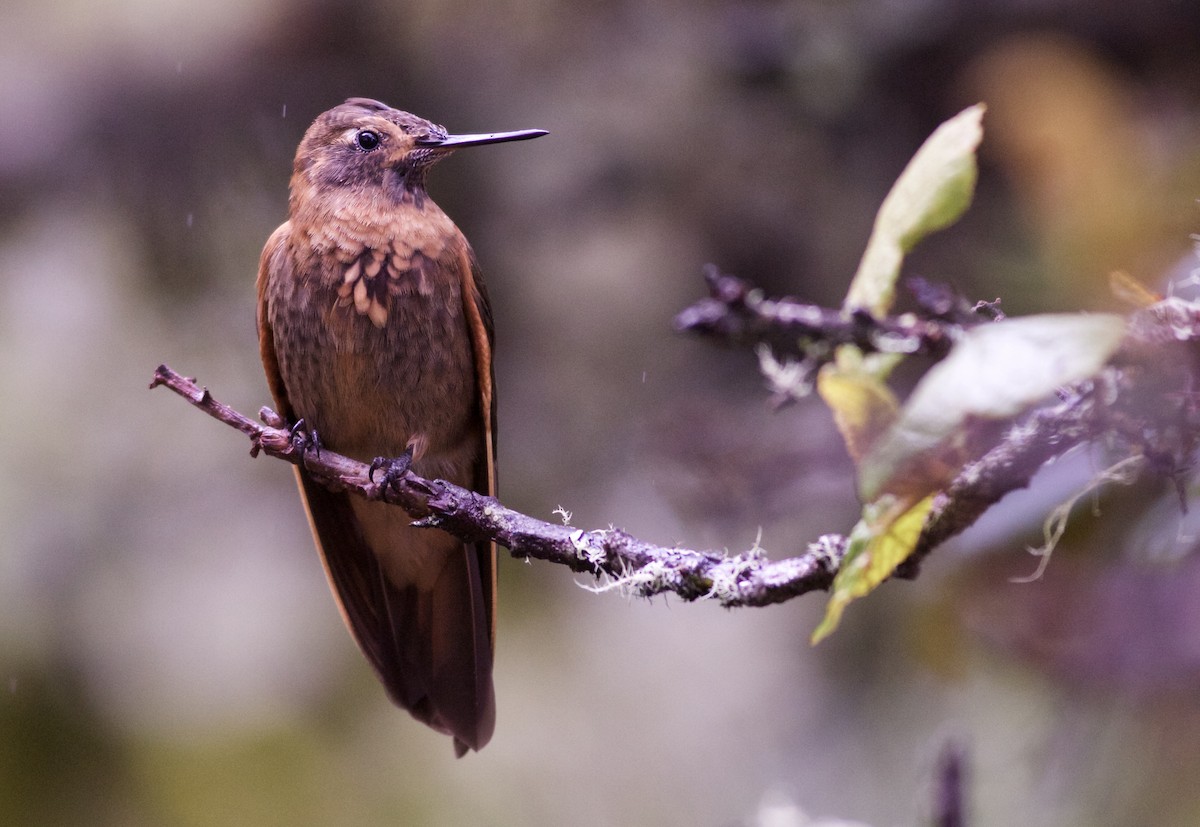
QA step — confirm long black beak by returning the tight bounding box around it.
[417,129,548,149]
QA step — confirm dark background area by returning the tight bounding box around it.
[3,1,1200,824]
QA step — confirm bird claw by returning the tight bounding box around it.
[369,445,415,493]
[289,419,322,467]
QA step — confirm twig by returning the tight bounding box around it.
[673,264,973,359]
[149,364,845,606]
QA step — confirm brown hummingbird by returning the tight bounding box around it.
[256,98,546,755]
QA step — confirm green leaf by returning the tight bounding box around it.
[844,104,985,318]
[858,313,1127,502]
[812,494,936,644]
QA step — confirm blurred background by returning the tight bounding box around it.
[3,0,1200,824]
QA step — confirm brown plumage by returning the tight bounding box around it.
[256,98,545,755]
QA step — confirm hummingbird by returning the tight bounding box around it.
[256,98,546,755]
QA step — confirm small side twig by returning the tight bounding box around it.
[149,364,845,607]
[673,264,972,360]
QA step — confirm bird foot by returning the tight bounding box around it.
[369,445,415,494]
[289,419,322,467]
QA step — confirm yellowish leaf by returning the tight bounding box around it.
[816,361,900,464]
[811,494,937,644]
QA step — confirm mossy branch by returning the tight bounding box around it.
[150,364,845,606]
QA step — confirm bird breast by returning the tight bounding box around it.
[269,210,480,474]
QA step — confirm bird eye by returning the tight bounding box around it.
[355,129,381,151]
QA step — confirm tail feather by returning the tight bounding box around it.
[296,470,495,753]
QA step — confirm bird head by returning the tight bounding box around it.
[290,97,546,208]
